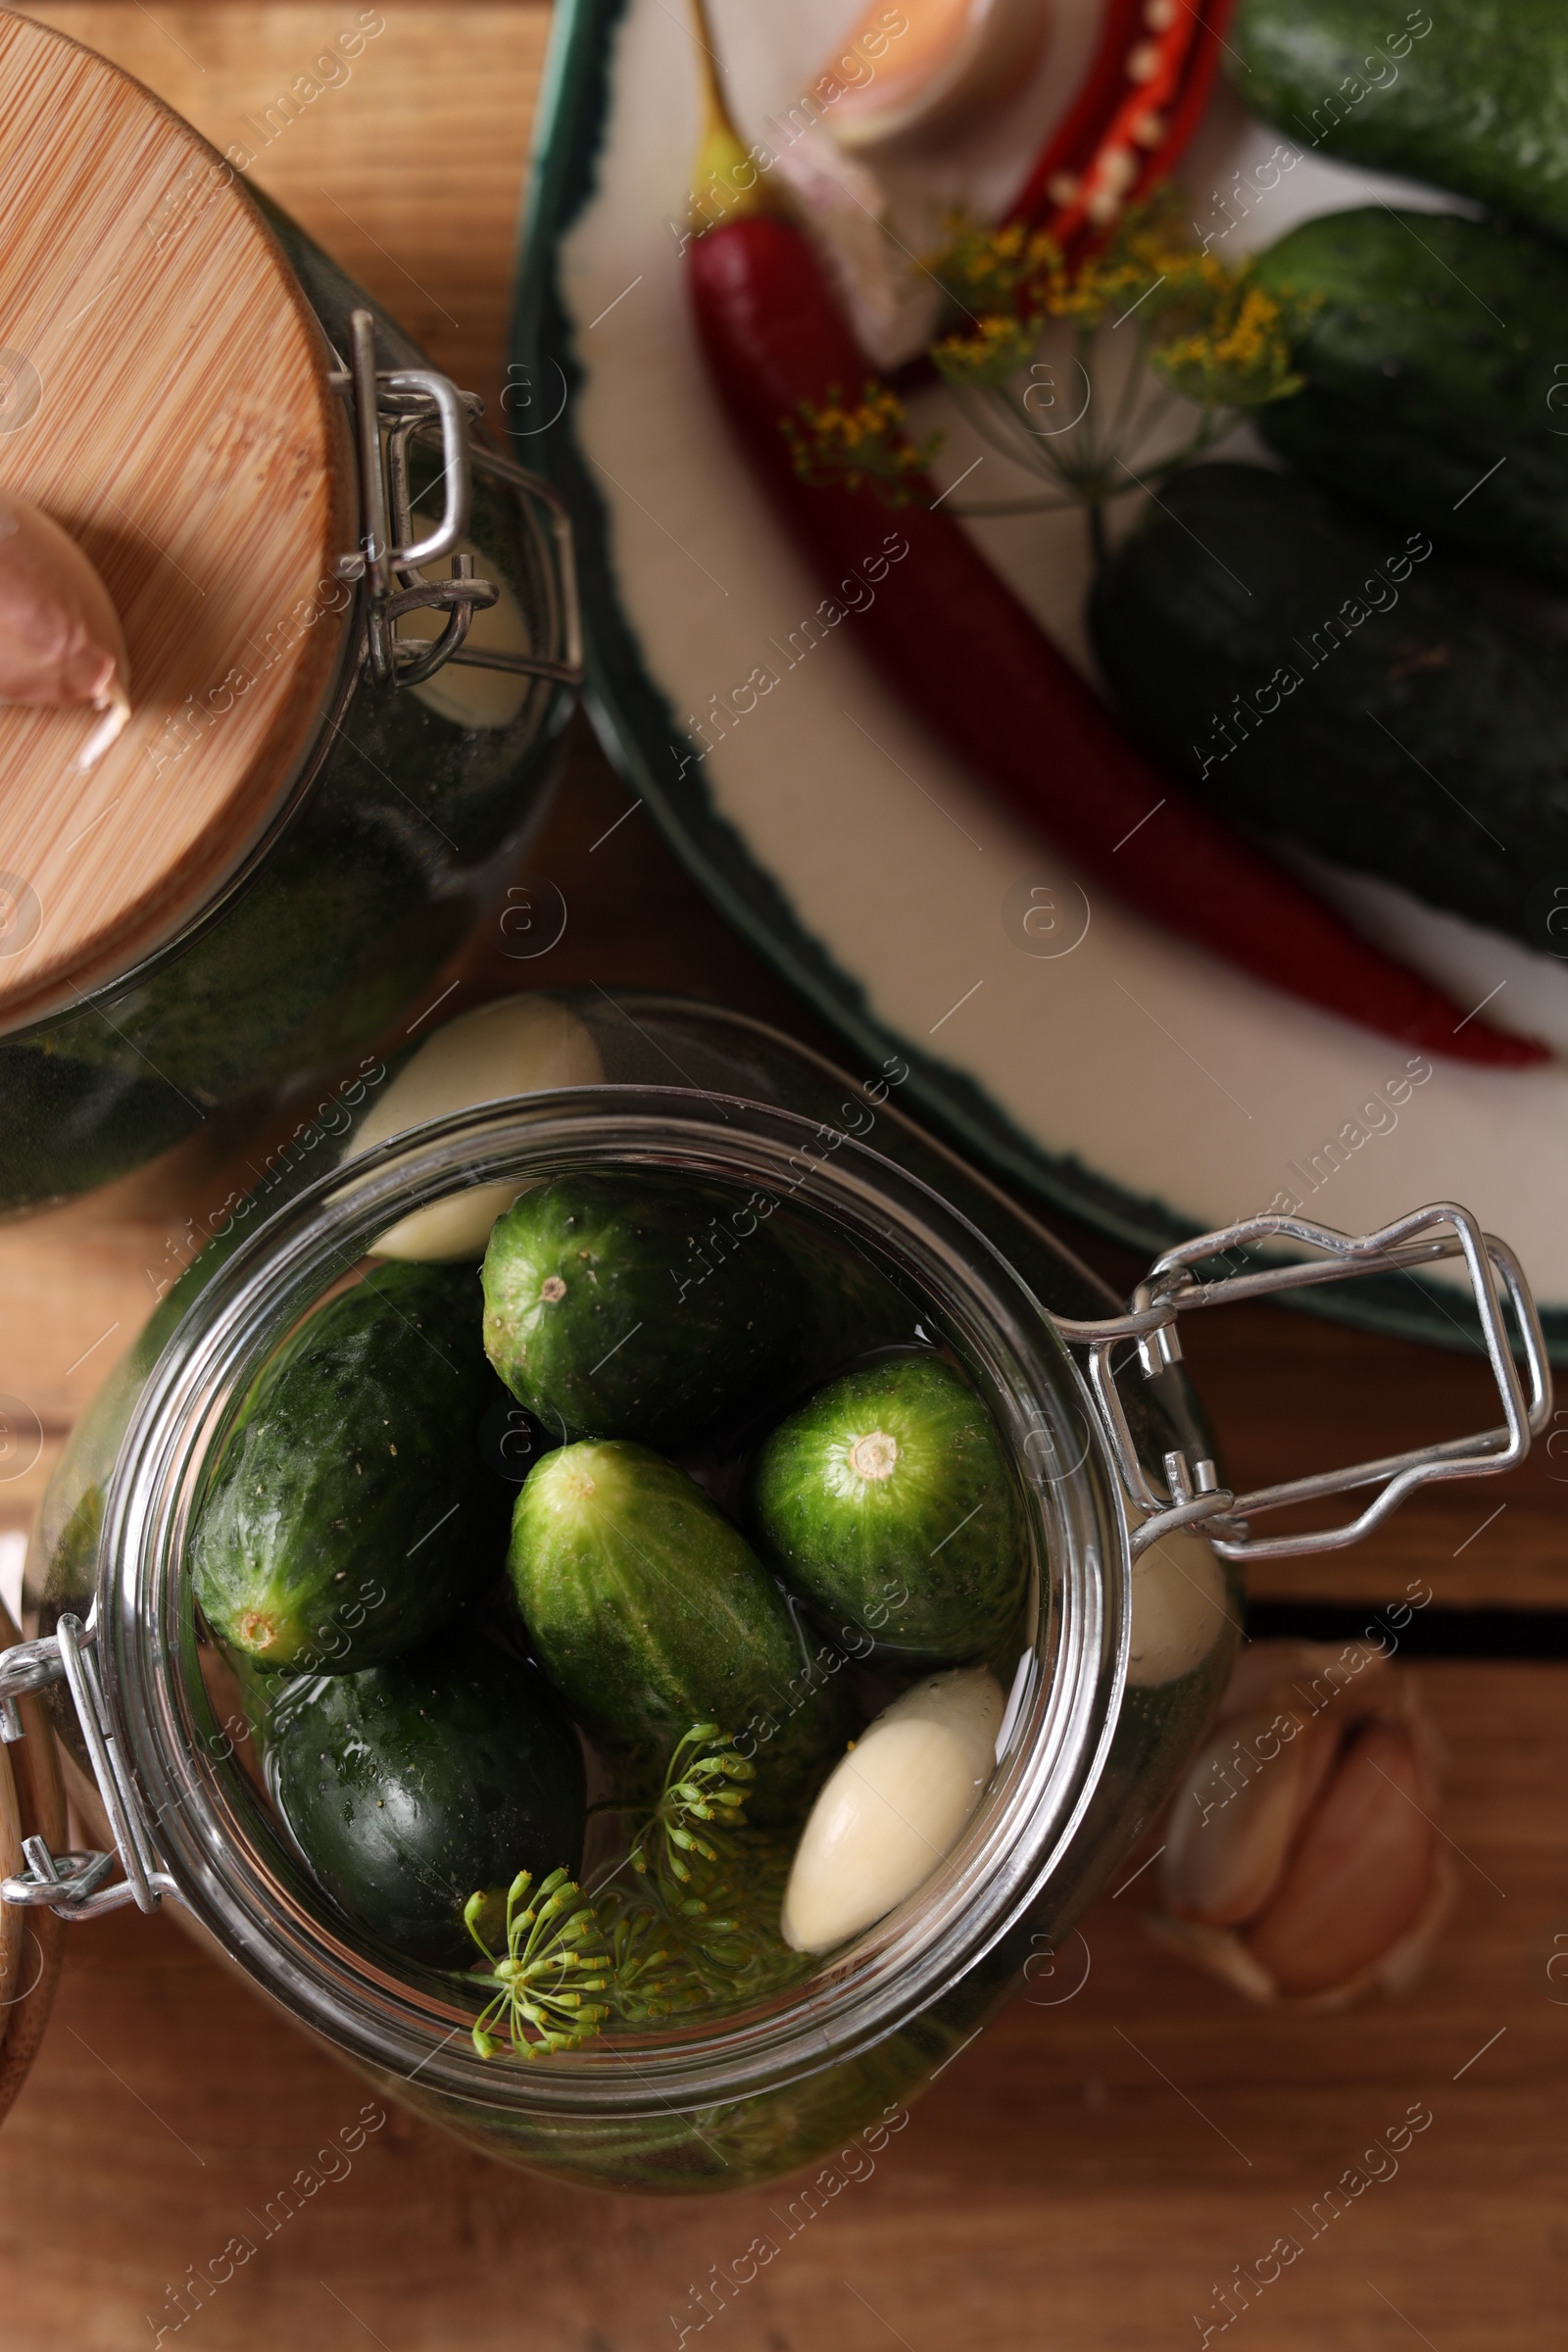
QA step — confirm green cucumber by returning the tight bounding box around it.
[752,1353,1025,1666]
[507,1440,847,1819]
[252,1618,586,1966]
[193,1261,511,1671]
[482,1171,809,1451]
[1088,463,1568,947]
[1231,1,1568,243]
[1253,209,1568,586]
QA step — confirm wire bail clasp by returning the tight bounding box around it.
[0,1616,177,1921]
[331,308,584,694]
[1049,1201,1551,1563]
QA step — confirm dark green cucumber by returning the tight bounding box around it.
[752,1353,1025,1666]
[1088,464,1568,947]
[507,1440,847,1819]
[251,1618,586,1966]
[193,1262,511,1671]
[1231,1,1568,242]
[482,1171,810,1451]
[1253,209,1568,586]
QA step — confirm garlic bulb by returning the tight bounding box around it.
[1147,1641,1453,2009]
[815,0,1053,155]
[781,1667,1004,1954]
[346,996,603,1261]
[0,491,129,768]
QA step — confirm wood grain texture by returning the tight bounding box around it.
[0,1662,1563,2350]
[0,13,1564,2349]
[21,4,551,415]
[0,9,354,1025]
[0,1599,67,2130]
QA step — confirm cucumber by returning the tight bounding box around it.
[752,1353,1025,1667]
[507,1440,847,1819]
[1231,1,1568,243]
[252,1617,586,1966]
[1088,463,1568,947]
[1253,209,1568,586]
[482,1171,810,1451]
[193,1262,511,1672]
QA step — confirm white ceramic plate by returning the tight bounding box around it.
[514,0,1568,1356]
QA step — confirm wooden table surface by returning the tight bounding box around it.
[2,10,1565,2348]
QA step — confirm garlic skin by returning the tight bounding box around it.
[0,492,129,768]
[770,131,945,372]
[1147,1642,1453,2011]
[781,1667,1004,1954]
[346,997,603,1261]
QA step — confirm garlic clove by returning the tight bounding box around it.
[346,996,603,1261]
[1126,1523,1233,1688]
[780,1667,1004,1954]
[1144,1642,1452,2009]
[0,491,130,769]
[1242,1721,1437,2000]
[1159,1701,1344,1928]
[818,0,1054,156]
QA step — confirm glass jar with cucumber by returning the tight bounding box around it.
[1,993,1546,2193]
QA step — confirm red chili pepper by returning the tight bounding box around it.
[1006,0,1237,247]
[680,36,1545,1068]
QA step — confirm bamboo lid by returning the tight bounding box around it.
[0,11,355,1035]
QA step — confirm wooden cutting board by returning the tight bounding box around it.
[0,11,1563,2351]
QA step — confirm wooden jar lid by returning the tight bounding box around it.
[0,12,355,1035]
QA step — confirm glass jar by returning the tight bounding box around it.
[2,994,1547,2195]
[0,19,579,1213]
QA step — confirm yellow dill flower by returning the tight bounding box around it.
[780,385,943,507]
[925,216,1064,318]
[932,311,1039,388]
[1150,282,1304,410]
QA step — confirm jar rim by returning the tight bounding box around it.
[97,1084,1131,2115]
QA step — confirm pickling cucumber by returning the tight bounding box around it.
[752,1353,1025,1667]
[252,1616,586,1966]
[507,1440,847,1818]
[1253,209,1568,586]
[482,1171,810,1451]
[1088,464,1568,946]
[193,1262,511,1671]
[1232,1,1568,243]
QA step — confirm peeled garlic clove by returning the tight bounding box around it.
[818,0,1053,155]
[1126,1523,1233,1688]
[1242,1721,1436,2000]
[347,996,603,1261]
[0,492,129,768]
[781,1667,1004,1954]
[1159,1703,1343,1928]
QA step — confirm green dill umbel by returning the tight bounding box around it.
[464,1870,614,2059]
[462,1725,812,2060]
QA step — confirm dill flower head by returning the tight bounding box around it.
[780,383,941,506]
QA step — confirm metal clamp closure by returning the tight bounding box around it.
[330,308,584,694]
[0,1616,177,1921]
[1049,1201,1551,1562]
